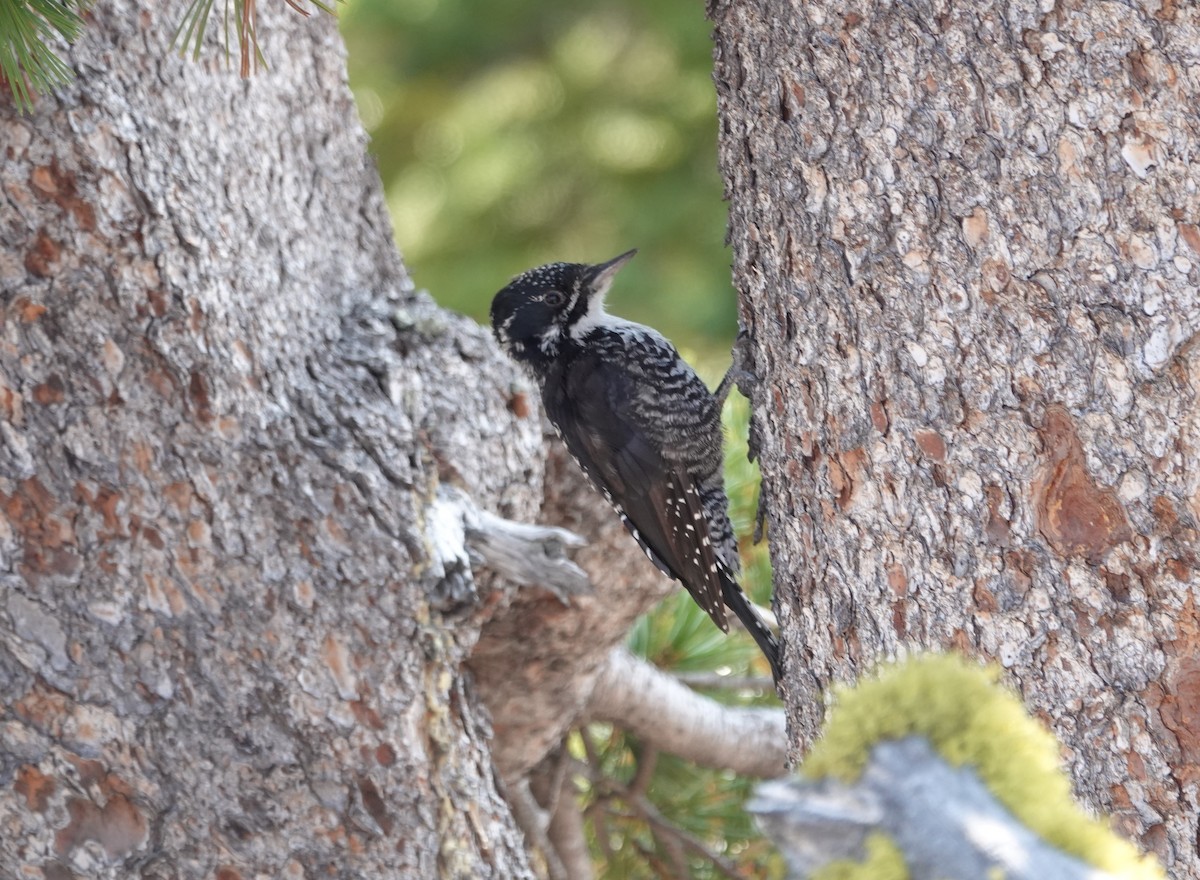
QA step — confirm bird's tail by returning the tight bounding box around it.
[721,573,784,687]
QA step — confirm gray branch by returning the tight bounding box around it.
[428,487,591,607]
[674,671,776,692]
[504,777,569,880]
[587,646,788,779]
[749,737,1121,880]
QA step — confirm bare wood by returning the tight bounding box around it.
[432,486,590,604]
[587,647,788,779]
[504,777,569,880]
[547,771,595,880]
[675,671,776,692]
[751,738,1118,880]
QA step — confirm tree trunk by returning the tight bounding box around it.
[1,5,548,877]
[712,0,1199,872]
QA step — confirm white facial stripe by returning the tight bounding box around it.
[495,313,516,343]
[569,293,642,340]
[538,323,562,353]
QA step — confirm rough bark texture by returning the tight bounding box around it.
[470,441,677,780]
[712,0,1199,873]
[0,6,780,877]
[0,5,549,877]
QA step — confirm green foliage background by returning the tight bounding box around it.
[340,0,738,353]
[341,4,779,876]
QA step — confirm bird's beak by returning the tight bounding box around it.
[585,249,637,300]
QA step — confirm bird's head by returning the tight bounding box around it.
[490,249,637,364]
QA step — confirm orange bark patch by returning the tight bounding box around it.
[507,391,530,419]
[948,628,971,654]
[29,160,97,231]
[32,375,65,405]
[93,487,124,533]
[1103,569,1132,602]
[981,258,1010,293]
[829,448,866,510]
[1178,222,1200,255]
[1126,748,1147,781]
[1003,550,1034,597]
[16,298,47,321]
[186,519,210,546]
[1153,598,1200,779]
[188,371,214,423]
[984,485,1011,545]
[146,287,168,317]
[961,208,990,249]
[869,400,889,433]
[357,776,392,834]
[29,164,58,195]
[788,79,806,109]
[0,381,23,423]
[25,229,61,277]
[1168,558,1192,581]
[163,481,195,513]
[1033,406,1131,565]
[973,581,998,613]
[12,683,71,734]
[914,429,946,461]
[1159,655,1200,769]
[15,764,56,812]
[350,700,385,731]
[323,634,353,693]
[0,478,81,581]
[145,368,178,399]
[67,756,108,788]
[891,601,907,639]
[1152,495,1180,531]
[143,572,186,616]
[55,794,147,860]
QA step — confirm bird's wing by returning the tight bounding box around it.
[545,353,728,631]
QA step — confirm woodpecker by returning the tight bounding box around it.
[490,249,783,684]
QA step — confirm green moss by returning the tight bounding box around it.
[810,833,909,880]
[802,654,1163,879]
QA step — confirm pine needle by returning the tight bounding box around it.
[0,0,88,112]
[1,0,347,110]
[171,0,342,77]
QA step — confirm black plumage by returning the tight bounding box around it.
[490,250,783,683]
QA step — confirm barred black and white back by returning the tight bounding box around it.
[490,250,783,684]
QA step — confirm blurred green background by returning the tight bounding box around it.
[340,0,738,355]
[340,4,780,877]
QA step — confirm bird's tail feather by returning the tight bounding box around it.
[721,573,784,687]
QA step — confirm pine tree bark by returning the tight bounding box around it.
[0,6,552,878]
[712,0,1199,872]
[2,5,777,878]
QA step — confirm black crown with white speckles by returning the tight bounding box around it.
[489,252,783,684]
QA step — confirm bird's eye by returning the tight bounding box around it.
[544,290,566,307]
